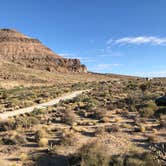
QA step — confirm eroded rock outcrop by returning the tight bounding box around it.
[0,29,87,73]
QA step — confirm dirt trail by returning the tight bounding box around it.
[0,90,88,120]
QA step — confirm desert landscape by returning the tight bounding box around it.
[1,1,166,165]
[0,28,165,166]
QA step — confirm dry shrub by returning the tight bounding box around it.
[78,140,110,166]
[20,153,29,161]
[60,129,79,146]
[34,128,48,142]
[0,119,15,131]
[140,102,158,118]
[62,109,76,125]
[2,131,27,145]
[139,124,146,132]
[14,116,40,129]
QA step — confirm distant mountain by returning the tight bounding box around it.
[0,29,87,73]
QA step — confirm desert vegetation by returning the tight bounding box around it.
[0,78,165,165]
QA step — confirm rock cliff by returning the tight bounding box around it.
[0,29,87,73]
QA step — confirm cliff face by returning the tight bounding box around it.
[0,29,87,73]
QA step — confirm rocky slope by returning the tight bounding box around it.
[0,29,87,73]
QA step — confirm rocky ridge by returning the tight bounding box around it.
[0,29,87,73]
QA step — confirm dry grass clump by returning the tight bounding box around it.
[38,138,49,147]
[34,128,49,142]
[60,129,78,146]
[34,127,50,147]
[138,124,146,132]
[73,140,110,166]
[152,128,158,134]
[19,153,29,161]
[134,124,146,133]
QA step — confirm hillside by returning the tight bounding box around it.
[0,29,87,73]
[0,29,139,88]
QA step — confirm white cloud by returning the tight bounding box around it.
[108,36,166,46]
[91,63,123,72]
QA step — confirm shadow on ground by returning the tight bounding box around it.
[33,152,69,166]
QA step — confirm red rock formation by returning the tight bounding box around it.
[0,29,87,73]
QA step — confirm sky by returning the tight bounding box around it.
[0,0,166,77]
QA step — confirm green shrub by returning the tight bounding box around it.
[140,101,158,118]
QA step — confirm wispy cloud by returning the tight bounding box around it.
[91,63,123,72]
[108,36,166,46]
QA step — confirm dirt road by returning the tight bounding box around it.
[0,90,88,120]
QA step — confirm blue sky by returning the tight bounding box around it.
[0,0,166,77]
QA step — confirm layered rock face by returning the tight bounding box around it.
[0,29,87,73]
